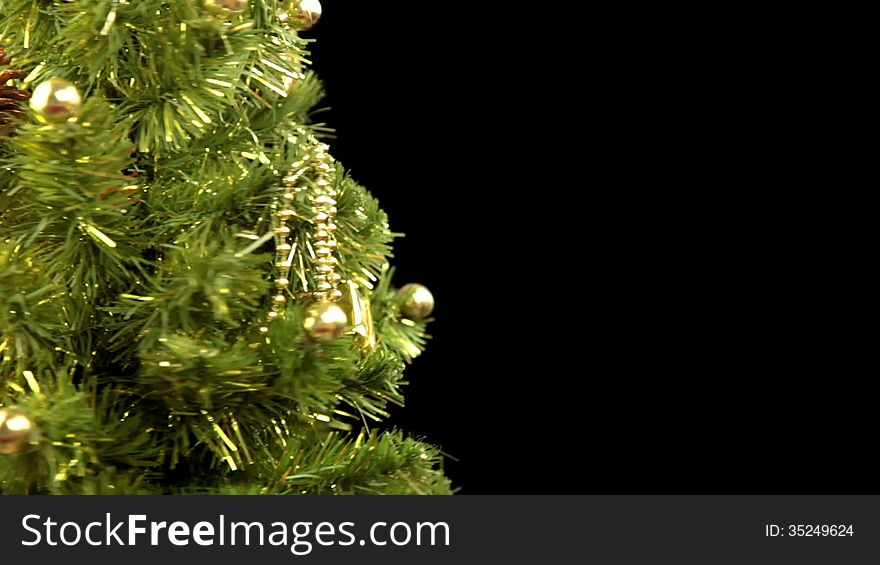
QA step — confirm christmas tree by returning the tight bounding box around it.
[0,0,450,495]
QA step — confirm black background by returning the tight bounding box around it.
[308,3,869,494]
[310,3,520,493]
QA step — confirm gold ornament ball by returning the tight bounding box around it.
[398,283,435,319]
[0,407,36,455]
[280,0,323,30]
[29,78,82,122]
[203,0,248,17]
[303,302,348,342]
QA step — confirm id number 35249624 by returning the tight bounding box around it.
[765,524,854,537]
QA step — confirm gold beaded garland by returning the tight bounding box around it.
[267,131,353,343]
[266,130,382,347]
[269,134,343,317]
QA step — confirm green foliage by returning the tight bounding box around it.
[373,268,432,362]
[1,96,143,351]
[1,366,161,494]
[0,0,314,154]
[0,1,447,495]
[0,242,71,375]
[256,429,452,496]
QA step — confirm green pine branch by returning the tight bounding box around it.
[0,1,449,495]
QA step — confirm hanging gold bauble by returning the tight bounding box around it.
[29,78,81,122]
[280,0,322,30]
[303,301,348,342]
[398,283,435,320]
[203,0,249,18]
[0,407,36,455]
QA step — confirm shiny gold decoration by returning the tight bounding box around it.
[0,407,36,455]
[337,280,376,350]
[203,0,249,17]
[303,302,348,342]
[280,0,322,30]
[29,78,81,122]
[398,283,435,319]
